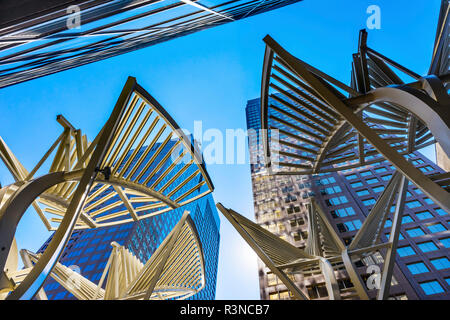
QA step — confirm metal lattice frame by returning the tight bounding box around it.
[0,0,303,88]
[8,211,205,300]
[260,16,450,213]
[218,173,412,300]
[0,76,213,299]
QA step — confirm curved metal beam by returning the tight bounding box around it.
[319,257,341,300]
[361,83,450,157]
[4,76,136,300]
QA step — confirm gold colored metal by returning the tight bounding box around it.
[218,173,414,300]
[13,211,205,300]
[260,29,450,213]
[0,76,214,300]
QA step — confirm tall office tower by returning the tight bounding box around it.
[246,98,450,300]
[37,141,220,300]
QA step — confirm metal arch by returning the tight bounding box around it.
[3,75,136,300]
[261,34,449,172]
[133,82,214,192]
[260,33,450,213]
[0,173,66,275]
[14,212,206,300]
[218,172,416,299]
[429,0,449,77]
[0,76,215,231]
[358,83,450,157]
[66,173,180,210]
[217,202,347,300]
[0,76,215,299]
[261,43,275,172]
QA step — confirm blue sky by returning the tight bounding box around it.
[0,0,442,299]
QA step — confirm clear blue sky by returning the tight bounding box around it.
[0,0,441,299]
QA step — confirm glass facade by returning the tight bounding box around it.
[246,97,450,300]
[37,142,220,300]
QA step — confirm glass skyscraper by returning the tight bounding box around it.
[246,97,450,300]
[37,140,220,300]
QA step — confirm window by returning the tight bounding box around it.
[415,211,433,220]
[397,246,415,257]
[406,200,422,209]
[337,219,362,232]
[91,253,101,261]
[307,284,328,299]
[278,290,292,300]
[346,174,358,180]
[366,178,379,184]
[316,177,336,185]
[91,272,103,282]
[84,264,96,272]
[407,262,429,275]
[435,208,448,216]
[423,198,434,205]
[53,291,66,300]
[401,215,413,224]
[384,219,392,228]
[427,223,446,233]
[97,261,107,270]
[413,188,423,195]
[44,282,60,291]
[430,257,450,270]
[419,165,434,173]
[84,247,94,254]
[360,171,372,176]
[420,280,444,295]
[406,227,425,237]
[381,174,392,181]
[363,198,376,206]
[375,167,387,173]
[269,292,279,300]
[356,189,370,196]
[351,182,363,188]
[96,244,108,251]
[337,279,354,290]
[440,238,450,248]
[325,196,348,206]
[78,256,88,264]
[285,194,297,203]
[331,207,356,218]
[372,186,384,193]
[320,185,342,195]
[417,241,438,253]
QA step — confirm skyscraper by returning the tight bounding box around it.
[37,141,220,300]
[246,98,450,300]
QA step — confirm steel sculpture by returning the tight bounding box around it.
[0,76,213,299]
